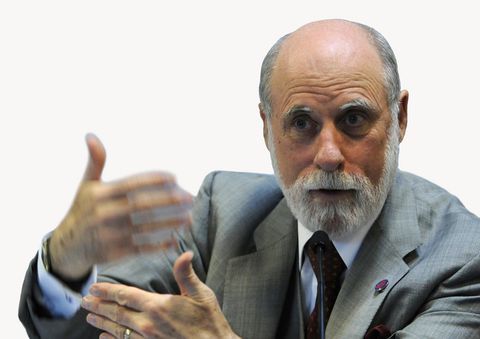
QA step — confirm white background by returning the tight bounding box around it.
[1,1,479,337]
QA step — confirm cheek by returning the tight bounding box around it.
[346,136,388,186]
[273,139,315,187]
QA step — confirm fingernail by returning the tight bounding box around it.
[86,313,96,325]
[89,286,100,296]
[81,296,91,309]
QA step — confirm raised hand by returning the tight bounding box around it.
[48,134,193,281]
[81,252,240,339]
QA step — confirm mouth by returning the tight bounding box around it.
[308,189,355,201]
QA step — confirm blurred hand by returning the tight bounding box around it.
[82,252,240,339]
[49,134,193,280]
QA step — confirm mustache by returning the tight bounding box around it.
[296,170,370,191]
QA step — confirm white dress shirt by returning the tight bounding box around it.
[298,221,373,319]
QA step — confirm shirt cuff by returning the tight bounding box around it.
[37,233,97,318]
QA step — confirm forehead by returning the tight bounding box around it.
[270,23,387,113]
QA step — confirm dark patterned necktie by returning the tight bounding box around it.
[305,232,346,339]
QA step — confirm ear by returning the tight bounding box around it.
[397,90,409,143]
[259,103,270,150]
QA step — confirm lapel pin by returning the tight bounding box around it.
[375,279,389,293]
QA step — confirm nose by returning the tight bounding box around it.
[313,125,345,172]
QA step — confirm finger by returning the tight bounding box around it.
[98,333,142,339]
[134,213,191,233]
[83,297,122,322]
[173,251,206,299]
[100,209,190,236]
[85,313,142,339]
[82,295,138,327]
[83,133,106,181]
[99,233,177,261]
[98,172,178,200]
[88,283,152,311]
[99,238,179,264]
[130,204,192,226]
[102,207,190,231]
[98,333,115,339]
[92,218,185,262]
[130,211,190,245]
[91,189,192,226]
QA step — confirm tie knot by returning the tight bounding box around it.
[306,231,332,256]
[305,231,340,278]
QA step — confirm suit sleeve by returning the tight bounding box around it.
[18,256,101,339]
[392,252,480,338]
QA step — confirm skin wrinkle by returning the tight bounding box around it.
[270,76,390,188]
[282,98,381,127]
[275,77,387,120]
[259,19,403,123]
[267,111,397,238]
[338,98,378,115]
[280,72,385,91]
[261,20,407,239]
[273,97,390,177]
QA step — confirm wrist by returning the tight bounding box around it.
[47,232,92,283]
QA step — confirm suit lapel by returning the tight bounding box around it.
[222,199,300,339]
[327,173,423,338]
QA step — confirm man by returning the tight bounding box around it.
[19,19,480,338]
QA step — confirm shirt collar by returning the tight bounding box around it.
[297,220,373,270]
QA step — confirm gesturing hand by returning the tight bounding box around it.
[49,134,193,281]
[81,252,240,339]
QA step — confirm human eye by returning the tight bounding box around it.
[339,110,370,136]
[343,112,366,127]
[292,115,313,130]
[282,107,318,140]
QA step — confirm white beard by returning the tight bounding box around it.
[268,119,399,240]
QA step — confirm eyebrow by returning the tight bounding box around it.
[338,98,377,114]
[280,98,379,127]
[282,105,313,120]
[280,106,314,131]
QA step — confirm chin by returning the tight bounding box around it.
[296,204,364,239]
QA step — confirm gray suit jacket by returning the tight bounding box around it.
[19,171,480,338]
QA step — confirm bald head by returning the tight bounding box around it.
[259,20,400,119]
[279,20,382,74]
[258,20,407,239]
[285,20,375,58]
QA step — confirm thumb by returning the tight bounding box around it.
[173,251,210,300]
[83,133,106,181]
